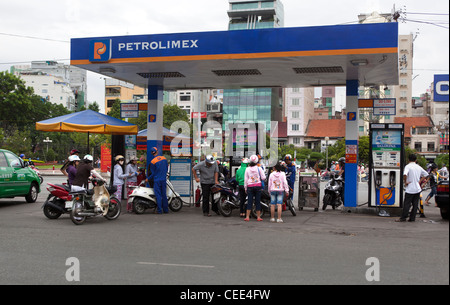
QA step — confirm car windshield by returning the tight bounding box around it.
[0,152,8,167]
[4,151,23,168]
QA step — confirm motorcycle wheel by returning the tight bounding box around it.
[105,197,121,220]
[287,198,297,216]
[322,193,332,210]
[43,197,63,219]
[217,195,232,217]
[133,198,147,214]
[70,201,86,225]
[169,197,183,212]
[39,175,44,185]
[250,204,266,219]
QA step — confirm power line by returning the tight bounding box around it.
[0,32,69,43]
[405,12,450,16]
[403,18,449,29]
[0,59,70,65]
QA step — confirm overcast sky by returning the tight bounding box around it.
[1,0,448,113]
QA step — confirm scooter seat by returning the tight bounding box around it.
[107,186,117,194]
[55,184,71,192]
[69,189,94,196]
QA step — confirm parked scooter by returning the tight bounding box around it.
[216,178,241,217]
[128,179,183,214]
[249,187,297,218]
[322,173,344,210]
[69,178,121,225]
[30,165,44,185]
[42,183,72,219]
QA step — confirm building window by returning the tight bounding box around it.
[292,124,299,131]
[414,142,422,152]
[107,99,116,108]
[292,111,299,119]
[427,142,435,152]
[291,98,299,106]
[232,2,259,10]
[293,137,301,144]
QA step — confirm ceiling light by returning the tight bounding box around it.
[99,67,116,74]
[137,72,185,78]
[212,69,262,76]
[293,66,344,74]
[350,59,368,66]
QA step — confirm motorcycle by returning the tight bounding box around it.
[215,178,241,217]
[42,182,72,219]
[31,165,44,184]
[249,187,297,218]
[322,173,344,210]
[69,178,121,225]
[128,179,183,214]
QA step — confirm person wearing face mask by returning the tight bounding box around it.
[113,155,133,202]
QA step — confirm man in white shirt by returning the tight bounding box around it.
[397,154,429,222]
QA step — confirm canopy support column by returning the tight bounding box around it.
[344,80,359,208]
[146,85,164,171]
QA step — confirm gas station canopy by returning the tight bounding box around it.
[71,23,399,89]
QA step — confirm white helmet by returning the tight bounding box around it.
[69,155,81,162]
[83,154,93,162]
[205,155,215,164]
[249,155,259,164]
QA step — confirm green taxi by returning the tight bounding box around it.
[0,149,41,203]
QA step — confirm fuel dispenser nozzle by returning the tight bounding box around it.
[389,171,396,188]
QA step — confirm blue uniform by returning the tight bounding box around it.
[285,163,296,199]
[147,155,169,213]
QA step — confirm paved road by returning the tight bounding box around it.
[0,175,448,286]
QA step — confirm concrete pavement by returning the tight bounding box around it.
[1,175,447,285]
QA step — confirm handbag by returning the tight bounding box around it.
[258,167,265,189]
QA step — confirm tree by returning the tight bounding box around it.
[359,136,370,165]
[0,71,35,134]
[163,104,190,130]
[88,101,100,112]
[107,98,122,119]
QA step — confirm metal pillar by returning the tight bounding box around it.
[147,85,164,170]
[344,80,359,207]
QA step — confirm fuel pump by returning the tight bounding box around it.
[369,123,405,208]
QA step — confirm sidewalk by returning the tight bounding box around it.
[39,169,110,179]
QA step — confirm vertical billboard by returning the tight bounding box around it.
[434,75,449,102]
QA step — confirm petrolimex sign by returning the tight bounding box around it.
[434,74,449,102]
[89,39,112,62]
[88,36,199,63]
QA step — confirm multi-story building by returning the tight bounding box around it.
[223,0,285,133]
[358,12,414,132]
[11,61,86,111]
[17,73,76,110]
[284,87,314,147]
[104,78,147,113]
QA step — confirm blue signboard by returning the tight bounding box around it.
[71,23,399,64]
[169,158,192,197]
[434,74,449,102]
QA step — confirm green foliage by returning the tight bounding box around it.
[107,98,122,119]
[163,104,190,130]
[435,153,449,168]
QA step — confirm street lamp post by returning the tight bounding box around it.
[43,137,52,153]
[325,136,329,169]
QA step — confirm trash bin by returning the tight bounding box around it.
[298,175,320,212]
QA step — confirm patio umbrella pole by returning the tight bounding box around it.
[87,132,90,155]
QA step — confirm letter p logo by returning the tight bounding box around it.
[94,42,107,59]
[89,39,112,62]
